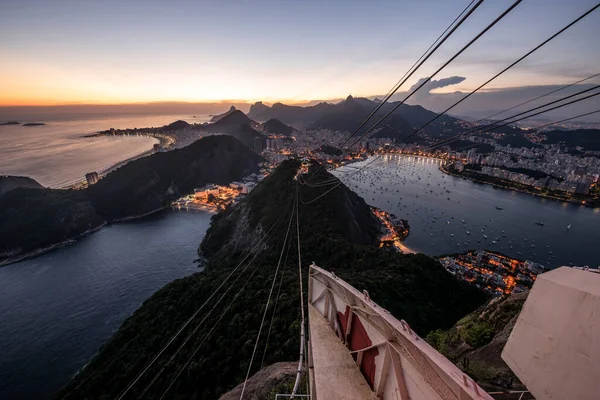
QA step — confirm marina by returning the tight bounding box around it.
[335,154,600,268]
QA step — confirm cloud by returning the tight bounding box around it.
[390,83,600,122]
[409,76,466,93]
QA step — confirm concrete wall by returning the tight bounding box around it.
[502,267,600,400]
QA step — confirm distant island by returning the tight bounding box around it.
[0,121,20,125]
[23,122,46,126]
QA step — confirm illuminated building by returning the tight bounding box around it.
[85,172,99,185]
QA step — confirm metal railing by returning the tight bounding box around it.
[307,263,494,400]
[489,390,533,400]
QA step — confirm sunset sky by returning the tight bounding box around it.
[1,0,599,106]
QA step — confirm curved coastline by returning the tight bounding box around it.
[56,137,160,189]
[0,207,170,268]
[0,222,107,267]
[439,163,595,208]
[83,130,175,148]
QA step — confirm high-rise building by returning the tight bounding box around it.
[575,180,591,195]
[85,172,99,185]
[254,137,263,154]
[467,148,477,164]
[543,176,551,189]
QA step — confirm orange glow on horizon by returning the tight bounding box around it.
[0,96,340,108]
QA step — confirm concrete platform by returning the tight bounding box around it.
[308,304,376,400]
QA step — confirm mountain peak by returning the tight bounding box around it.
[342,94,362,111]
[164,120,190,131]
[210,106,239,123]
[218,109,251,125]
[261,118,294,136]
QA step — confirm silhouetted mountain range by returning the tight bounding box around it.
[249,101,332,125]
[311,95,414,141]
[248,95,462,142]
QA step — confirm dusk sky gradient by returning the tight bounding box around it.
[1,0,599,106]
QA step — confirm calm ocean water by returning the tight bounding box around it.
[0,114,207,188]
[0,210,212,400]
[335,154,600,268]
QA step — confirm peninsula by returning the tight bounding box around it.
[0,135,262,266]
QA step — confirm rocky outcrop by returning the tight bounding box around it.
[219,362,297,400]
[426,292,529,390]
[210,106,238,123]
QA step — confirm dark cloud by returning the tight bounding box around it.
[389,82,600,122]
[409,76,466,93]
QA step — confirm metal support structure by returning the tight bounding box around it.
[306,263,494,400]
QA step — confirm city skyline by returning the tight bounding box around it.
[2,0,600,108]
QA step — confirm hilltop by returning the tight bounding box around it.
[0,135,261,264]
[199,110,265,149]
[164,120,191,130]
[260,118,295,136]
[58,159,487,399]
[210,105,238,123]
[0,175,43,196]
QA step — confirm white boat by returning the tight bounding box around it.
[567,224,571,230]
